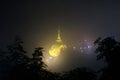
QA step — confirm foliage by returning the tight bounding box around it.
[61,67,96,80]
[0,36,97,80]
[94,37,120,80]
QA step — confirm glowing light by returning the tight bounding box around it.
[49,28,66,57]
[87,45,91,49]
[56,29,62,43]
[49,56,53,59]
[49,44,66,57]
[73,46,76,50]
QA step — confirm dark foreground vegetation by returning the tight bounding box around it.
[0,36,120,80]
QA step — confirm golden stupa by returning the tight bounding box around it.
[49,29,66,57]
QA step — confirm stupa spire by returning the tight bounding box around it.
[56,28,62,43]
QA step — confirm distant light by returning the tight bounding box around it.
[87,45,92,49]
[45,59,50,64]
[73,46,76,50]
[46,59,49,62]
[85,40,87,42]
[49,56,53,60]
[80,47,82,50]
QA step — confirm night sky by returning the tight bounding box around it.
[0,0,120,72]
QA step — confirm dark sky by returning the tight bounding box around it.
[0,0,120,71]
[1,0,120,40]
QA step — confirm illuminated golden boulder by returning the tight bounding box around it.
[49,44,66,57]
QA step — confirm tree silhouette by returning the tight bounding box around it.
[31,47,46,69]
[24,47,48,80]
[61,67,96,80]
[94,37,120,80]
[0,37,61,80]
[0,36,98,80]
[0,36,30,80]
[7,36,29,66]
